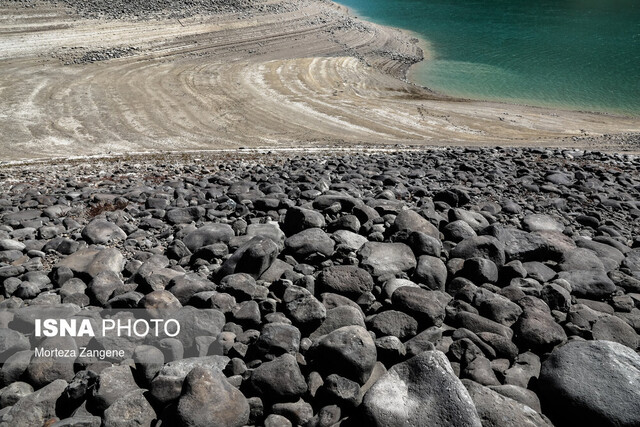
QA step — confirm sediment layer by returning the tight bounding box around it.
[1,0,639,160]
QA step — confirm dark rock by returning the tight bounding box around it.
[451,236,506,266]
[538,340,640,427]
[316,266,374,299]
[283,285,326,331]
[310,325,376,384]
[183,224,234,252]
[369,310,418,341]
[249,353,307,401]
[413,255,447,291]
[392,287,450,327]
[283,207,325,235]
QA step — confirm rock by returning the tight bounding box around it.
[166,206,205,224]
[488,385,541,412]
[0,329,29,361]
[26,336,77,388]
[538,340,640,427]
[451,236,506,266]
[168,274,216,305]
[392,287,450,327]
[271,398,314,426]
[459,257,499,284]
[443,220,477,243]
[392,210,439,239]
[474,289,522,327]
[513,296,566,352]
[369,310,418,341]
[285,228,334,259]
[449,208,489,232]
[591,315,639,349]
[559,248,606,272]
[58,247,125,279]
[413,255,447,291]
[264,414,293,427]
[557,270,616,299]
[321,374,361,408]
[283,207,325,235]
[361,350,481,426]
[177,366,250,427]
[0,382,33,408]
[463,380,552,426]
[316,266,374,298]
[0,379,67,427]
[218,236,279,279]
[310,326,376,384]
[89,365,139,414]
[217,273,258,301]
[249,354,307,401]
[254,323,301,356]
[484,225,548,262]
[81,219,127,244]
[434,188,471,207]
[103,389,156,427]
[332,230,367,251]
[140,289,182,318]
[522,214,563,233]
[358,242,417,279]
[183,224,234,252]
[310,305,365,339]
[283,285,326,331]
[150,355,230,404]
[87,271,127,306]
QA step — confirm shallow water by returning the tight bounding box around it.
[336,0,640,115]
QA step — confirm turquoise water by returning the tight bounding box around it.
[336,0,640,115]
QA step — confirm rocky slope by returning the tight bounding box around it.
[0,147,639,426]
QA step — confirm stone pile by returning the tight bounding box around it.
[0,147,638,426]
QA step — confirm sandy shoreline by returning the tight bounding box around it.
[0,0,639,161]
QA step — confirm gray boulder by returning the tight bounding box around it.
[361,350,481,426]
[538,340,640,427]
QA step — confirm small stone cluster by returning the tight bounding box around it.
[0,147,639,426]
[9,0,295,19]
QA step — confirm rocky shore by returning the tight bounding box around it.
[0,147,638,426]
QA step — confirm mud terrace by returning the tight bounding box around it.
[0,148,638,426]
[1,0,640,161]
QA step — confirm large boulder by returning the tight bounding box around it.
[538,340,640,426]
[361,351,481,426]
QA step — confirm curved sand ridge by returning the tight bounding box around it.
[1,0,639,160]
